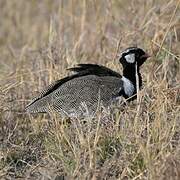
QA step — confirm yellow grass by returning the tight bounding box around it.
[0,0,179,179]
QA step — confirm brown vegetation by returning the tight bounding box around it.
[0,0,179,179]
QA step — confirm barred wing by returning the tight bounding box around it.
[26,75,123,116]
[52,75,123,117]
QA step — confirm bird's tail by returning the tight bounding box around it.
[25,95,51,113]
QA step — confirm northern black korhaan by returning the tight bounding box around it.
[25,47,150,117]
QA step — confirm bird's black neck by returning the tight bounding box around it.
[122,65,142,100]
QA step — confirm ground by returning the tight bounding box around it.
[0,0,179,179]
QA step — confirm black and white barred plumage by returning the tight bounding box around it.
[25,47,150,117]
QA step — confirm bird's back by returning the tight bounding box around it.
[26,75,123,117]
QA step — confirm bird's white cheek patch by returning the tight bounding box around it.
[125,54,135,63]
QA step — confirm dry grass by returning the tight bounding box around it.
[0,0,180,179]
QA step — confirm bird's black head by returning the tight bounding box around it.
[118,47,150,68]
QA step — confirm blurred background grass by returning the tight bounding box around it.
[0,0,179,179]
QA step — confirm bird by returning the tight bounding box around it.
[25,47,150,118]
